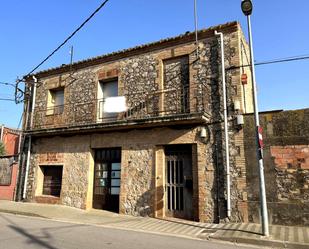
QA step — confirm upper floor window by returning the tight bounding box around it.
[47,88,64,115]
[163,56,189,113]
[98,79,118,119]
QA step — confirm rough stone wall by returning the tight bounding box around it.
[122,147,154,216]
[26,25,251,223]
[26,127,210,220]
[244,109,309,226]
[191,33,249,223]
[26,136,91,209]
[120,55,159,117]
[33,69,97,128]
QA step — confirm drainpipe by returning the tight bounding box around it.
[22,76,37,199]
[215,30,231,218]
[13,131,23,201]
[0,125,4,141]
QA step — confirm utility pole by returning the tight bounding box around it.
[241,0,269,236]
[193,0,199,57]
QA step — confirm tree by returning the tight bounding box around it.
[0,141,5,156]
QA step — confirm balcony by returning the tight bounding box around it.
[27,87,209,134]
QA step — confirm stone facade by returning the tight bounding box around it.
[244,109,309,226]
[22,22,254,223]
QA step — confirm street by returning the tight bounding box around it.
[0,213,261,249]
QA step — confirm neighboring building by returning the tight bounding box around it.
[19,21,254,223]
[0,126,21,200]
[244,108,309,226]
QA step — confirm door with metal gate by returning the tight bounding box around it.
[165,145,193,220]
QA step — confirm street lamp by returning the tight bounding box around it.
[241,0,269,236]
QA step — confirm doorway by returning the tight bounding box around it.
[93,148,121,212]
[165,145,193,220]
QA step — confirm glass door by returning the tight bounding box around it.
[93,148,121,212]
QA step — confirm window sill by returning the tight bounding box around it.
[35,195,61,204]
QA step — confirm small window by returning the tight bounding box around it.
[42,166,63,197]
[47,88,64,115]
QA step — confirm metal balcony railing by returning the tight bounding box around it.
[29,87,208,130]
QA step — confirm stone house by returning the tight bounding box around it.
[20,21,254,223]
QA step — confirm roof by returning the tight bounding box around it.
[29,21,239,79]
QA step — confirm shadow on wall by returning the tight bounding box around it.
[208,39,227,223]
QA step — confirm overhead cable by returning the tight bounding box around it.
[0,98,15,102]
[23,0,110,79]
[227,54,309,70]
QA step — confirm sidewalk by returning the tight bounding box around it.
[0,200,308,248]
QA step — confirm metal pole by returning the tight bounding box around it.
[247,15,269,236]
[70,46,74,73]
[22,77,37,200]
[194,0,199,57]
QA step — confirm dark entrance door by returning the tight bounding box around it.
[165,145,193,220]
[42,166,63,197]
[93,148,121,212]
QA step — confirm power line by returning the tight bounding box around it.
[0,98,15,102]
[227,54,309,70]
[17,112,24,130]
[256,54,309,66]
[0,82,15,87]
[23,0,110,79]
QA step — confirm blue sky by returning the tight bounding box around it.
[0,0,308,128]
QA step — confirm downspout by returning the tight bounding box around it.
[22,76,37,199]
[0,125,4,141]
[13,132,22,201]
[16,88,31,201]
[215,30,231,218]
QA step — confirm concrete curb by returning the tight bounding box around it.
[1,209,308,249]
[209,234,309,249]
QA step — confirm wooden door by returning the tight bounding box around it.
[93,148,121,212]
[165,145,193,220]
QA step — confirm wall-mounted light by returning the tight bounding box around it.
[200,127,207,138]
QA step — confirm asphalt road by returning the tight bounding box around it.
[0,213,263,249]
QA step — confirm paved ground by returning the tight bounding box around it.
[0,200,308,248]
[0,213,259,249]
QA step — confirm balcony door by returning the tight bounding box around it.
[100,80,118,120]
[163,56,189,115]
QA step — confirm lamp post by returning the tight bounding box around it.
[241,0,269,236]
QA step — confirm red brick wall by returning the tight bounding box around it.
[0,163,18,200]
[271,145,309,170]
[2,128,20,156]
[244,109,309,226]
